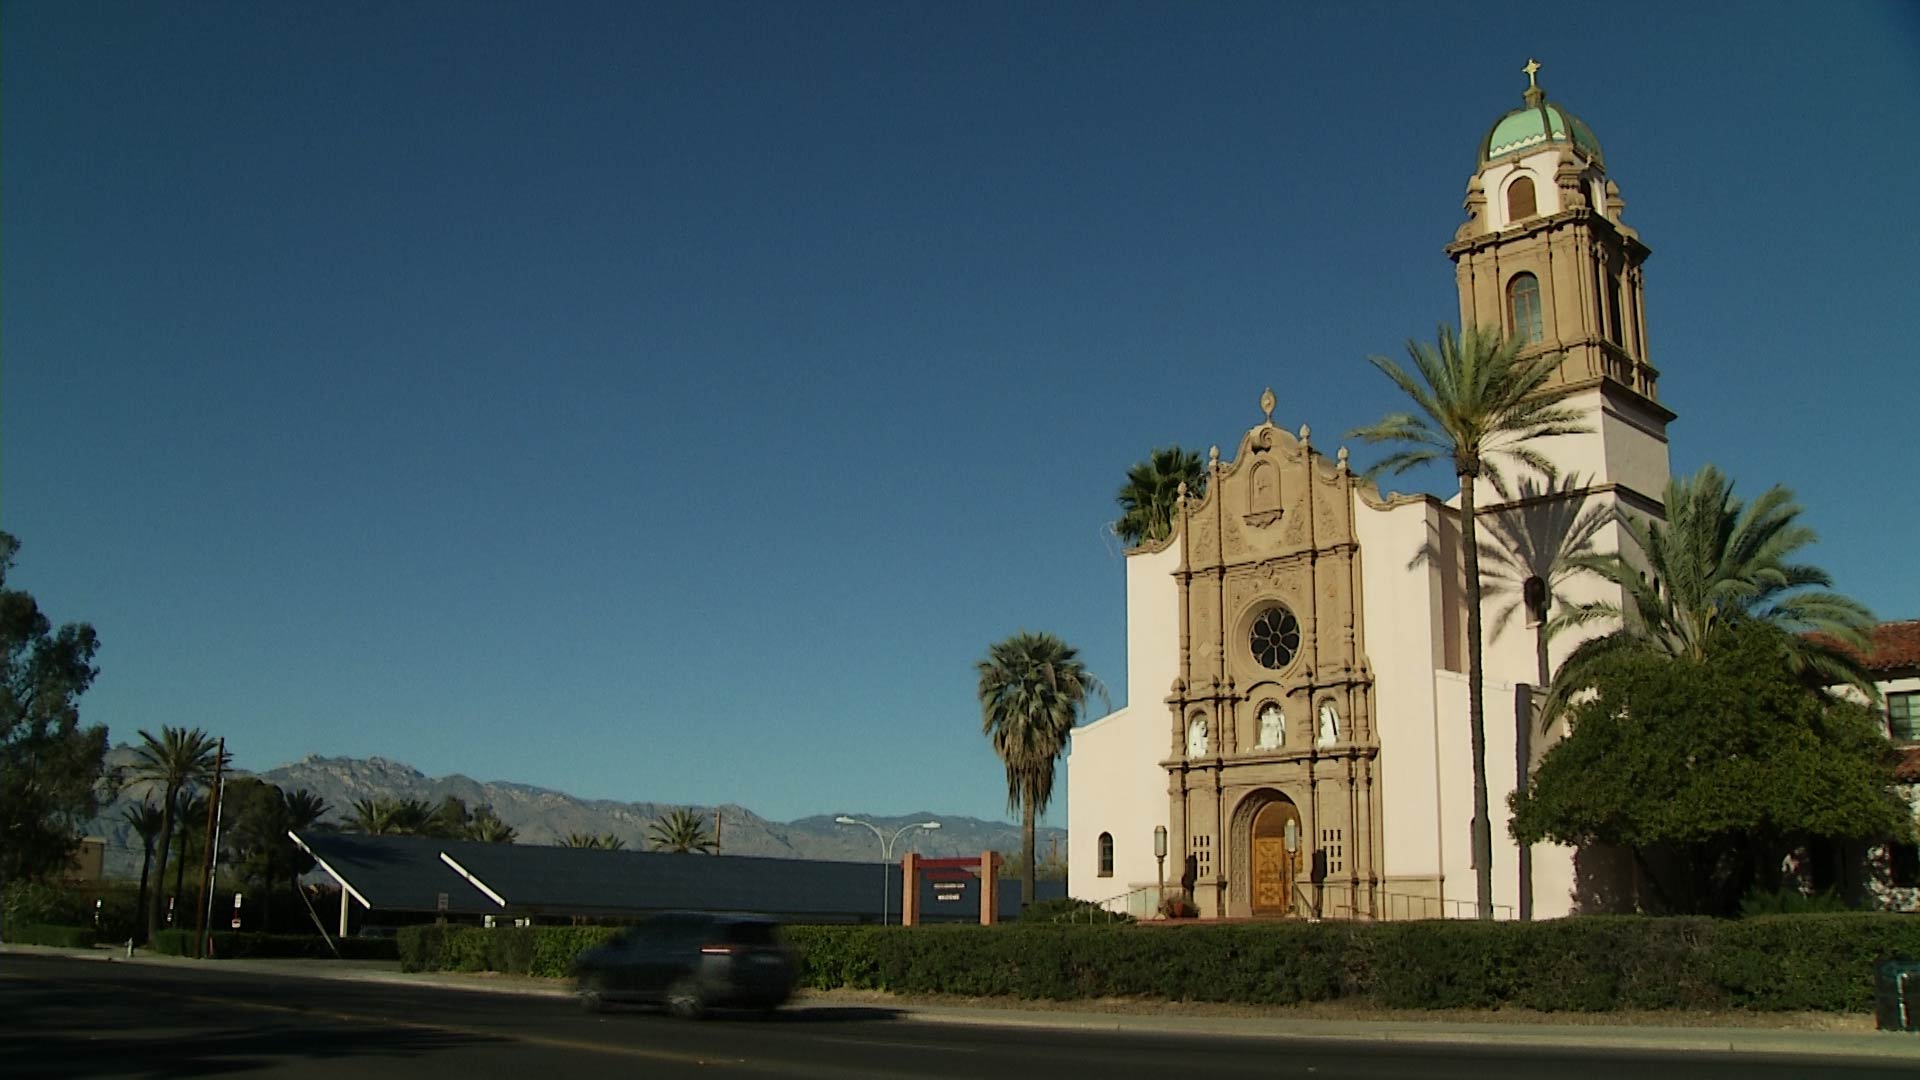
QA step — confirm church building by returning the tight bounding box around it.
[1066,66,1673,921]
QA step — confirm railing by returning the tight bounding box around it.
[1324,886,1516,922]
[1079,884,1165,922]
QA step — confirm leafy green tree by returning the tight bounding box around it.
[647,809,716,854]
[1510,622,1910,915]
[0,532,106,892]
[221,780,331,932]
[977,630,1104,905]
[121,801,165,941]
[1114,446,1207,547]
[1546,464,1877,722]
[1350,323,1584,919]
[130,726,221,940]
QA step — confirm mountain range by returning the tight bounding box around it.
[82,747,1064,879]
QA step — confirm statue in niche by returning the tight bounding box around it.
[1257,702,1284,748]
[1317,701,1340,746]
[1187,716,1209,758]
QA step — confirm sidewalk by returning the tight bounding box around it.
[9,943,1919,1062]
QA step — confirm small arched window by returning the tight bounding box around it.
[1097,832,1114,877]
[1507,272,1544,345]
[1507,175,1537,221]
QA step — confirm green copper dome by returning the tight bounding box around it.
[1481,96,1604,166]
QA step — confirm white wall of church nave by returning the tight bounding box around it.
[1353,495,1453,882]
[1065,540,1183,908]
[1425,669,1578,918]
[1123,540,1183,723]
[1065,704,1170,909]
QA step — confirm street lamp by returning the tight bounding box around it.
[1154,825,1168,913]
[835,816,940,925]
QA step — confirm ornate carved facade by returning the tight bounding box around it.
[1165,395,1383,919]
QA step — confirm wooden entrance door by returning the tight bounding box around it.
[1251,799,1302,917]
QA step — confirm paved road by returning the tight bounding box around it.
[3,953,1913,1078]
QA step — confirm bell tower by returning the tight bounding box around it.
[1445,60,1673,505]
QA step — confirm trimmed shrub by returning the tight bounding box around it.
[8,923,98,948]
[394,913,1920,1013]
[146,928,396,960]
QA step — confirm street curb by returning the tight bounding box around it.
[9,944,1918,1060]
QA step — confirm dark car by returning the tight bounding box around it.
[571,912,798,1018]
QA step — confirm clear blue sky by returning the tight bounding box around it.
[5,3,1917,826]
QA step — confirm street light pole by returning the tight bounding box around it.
[835,816,940,925]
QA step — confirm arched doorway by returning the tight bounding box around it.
[1251,797,1303,917]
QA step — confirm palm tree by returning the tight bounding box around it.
[278,789,330,919]
[130,726,221,940]
[561,832,626,850]
[466,806,516,844]
[1349,323,1585,920]
[976,630,1105,906]
[1114,446,1208,547]
[348,796,434,836]
[1546,464,1876,719]
[170,792,207,927]
[647,809,717,853]
[121,801,164,943]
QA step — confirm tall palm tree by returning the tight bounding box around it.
[1114,446,1208,547]
[1349,324,1585,920]
[647,809,717,853]
[171,792,207,927]
[121,801,164,943]
[279,789,330,919]
[1546,464,1876,719]
[130,726,221,940]
[976,630,1105,906]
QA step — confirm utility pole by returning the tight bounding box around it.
[192,739,226,959]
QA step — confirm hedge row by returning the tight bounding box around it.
[398,924,618,977]
[400,914,1920,1012]
[6,923,98,948]
[148,928,399,961]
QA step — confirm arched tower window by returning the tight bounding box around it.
[1097,832,1114,877]
[1506,175,1537,221]
[1507,272,1544,345]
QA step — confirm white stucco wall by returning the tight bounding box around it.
[1067,539,1182,910]
[1353,495,1452,895]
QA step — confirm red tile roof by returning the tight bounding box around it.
[1895,746,1920,784]
[1809,619,1920,675]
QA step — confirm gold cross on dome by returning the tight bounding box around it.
[1523,58,1541,89]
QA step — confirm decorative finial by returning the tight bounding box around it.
[1337,446,1350,471]
[1259,387,1276,425]
[1177,480,1189,503]
[1523,58,1541,89]
[1298,424,1310,444]
[1208,445,1221,469]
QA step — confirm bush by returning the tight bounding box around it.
[392,913,1920,1014]
[7,923,98,948]
[1018,897,1136,924]
[146,928,396,960]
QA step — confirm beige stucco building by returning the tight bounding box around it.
[1068,69,1674,920]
